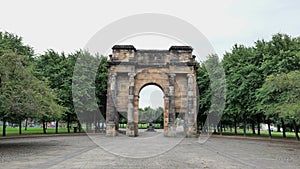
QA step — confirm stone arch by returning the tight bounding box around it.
[137,82,166,96]
[135,71,170,96]
[106,45,198,137]
[134,78,170,136]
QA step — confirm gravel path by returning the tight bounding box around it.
[0,132,299,169]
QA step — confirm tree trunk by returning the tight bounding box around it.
[257,115,261,136]
[267,120,272,138]
[19,119,22,135]
[281,119,286,138]
[2,119,6,136]
[293,120,299,141]
[220,121,223,135]
[89,122,92,132]
[25,118,28,131]
[78,121,81,133]
[234,117,237,135]
[55,120,58,134]
[251,120,256,134]
[277,124,281,132]
[67,114,70,133]
[243,118,247,136]
[86,122,89,133]
[42,120,46,134]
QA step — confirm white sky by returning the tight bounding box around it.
[1,0,299,56]
[139,85,164,109]
[1,0,300,108]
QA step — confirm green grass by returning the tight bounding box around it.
[0,123,162,136]
[2,125,298,140]
[118,123,162,129]
[0,126,76,135]
[217,129,298,139]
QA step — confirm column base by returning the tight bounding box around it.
[166,124,176,137]
[126,122,135,137]
[106,122,117,136]
[185,125,197,138]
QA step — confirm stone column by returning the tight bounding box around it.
[126,73,136,136]
[167,73,176,137]
[133,95,139,136]
[163,96,169,136]
[186,73,197,137]
[106,72,117,136]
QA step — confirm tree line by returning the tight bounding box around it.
[1,31,299,140]
[197,33,300,140]
[0,32,107,136]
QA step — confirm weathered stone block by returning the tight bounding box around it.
[106,122,117,136]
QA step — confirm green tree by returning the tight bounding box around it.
[0,51,64,136]
[222,45,261,136]
[0,31,35,135]
[0,32,33,57]
[95,56,108,125]
[257,71,300,140]
[196,61,211,131]
[255,34,300,137]
[197,54,225,134]
[34,50,76,133]
[72,51,107,132]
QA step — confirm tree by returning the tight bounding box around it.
[196,61,211,131]
[222,45,262,136]
[72,50,107,132]
[257,71,300,140]
[255,34,300,137]
[95,56,108,128]
[34,50,77,133]
[0,31,35,135]
[221,33,300,137]
[197,54,226,134]
[0,51,64,136]
[0,32,34,57]
[138,106,164,128]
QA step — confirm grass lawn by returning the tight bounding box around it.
[218,129,298,139]
[0,126,75,135]
[0,123,162,136]
[118,123,162,129]
[1,125,298,140]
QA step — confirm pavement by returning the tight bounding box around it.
[0,129,299,169]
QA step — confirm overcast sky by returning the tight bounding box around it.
[1,0,299,108]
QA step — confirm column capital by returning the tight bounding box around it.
[187,73,194,78]
[169,73,176,85]
[128,72,136,77]
[110,72,117,78]
[128,72,136,86]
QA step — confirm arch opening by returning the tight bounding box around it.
[138,85,164,132]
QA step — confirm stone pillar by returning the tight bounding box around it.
[126,73,136,136]
[186,73,197,137]
[164,96,169,136]
[106,72,117,136]
[133,95,139,136]
[167,73,176,137]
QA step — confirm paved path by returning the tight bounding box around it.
[0,130,299,169]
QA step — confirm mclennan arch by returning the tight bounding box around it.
[106,45,198,137]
